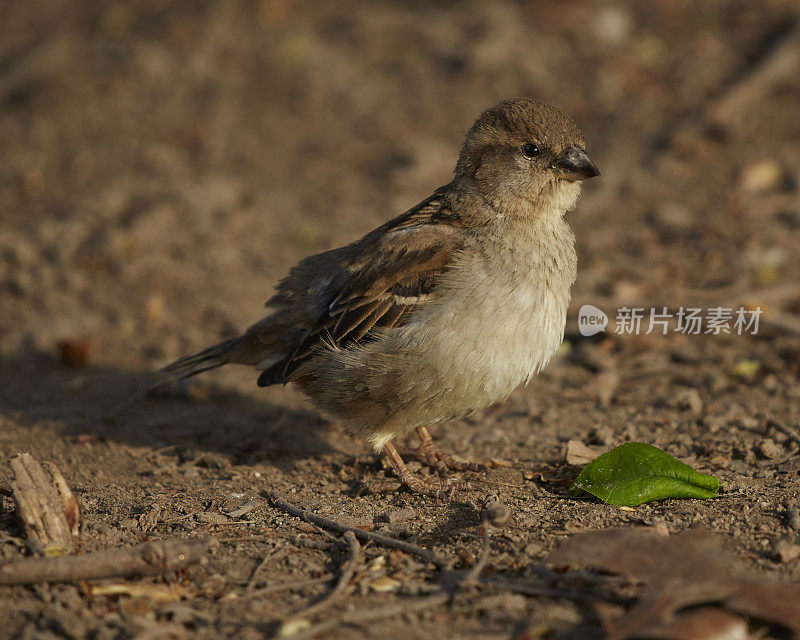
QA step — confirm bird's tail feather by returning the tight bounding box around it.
[149,338,238,390]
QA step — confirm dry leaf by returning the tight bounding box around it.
[57,338,91,368]
[367,575,401,592]
[547,527,800,639]
[278,618,311,637]
[87,582,187,604]
[565,440,605,466]
[366,555,386,572]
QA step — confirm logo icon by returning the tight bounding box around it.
[578,304,608,337]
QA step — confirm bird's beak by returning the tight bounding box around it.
[551,147,600,181]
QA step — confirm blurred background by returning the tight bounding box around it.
[1,0,799,373]
[2,4,800,636]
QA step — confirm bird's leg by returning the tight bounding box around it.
[416,426,488,474]
[383,442,474,497]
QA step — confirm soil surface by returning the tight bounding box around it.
[2,1,800,638]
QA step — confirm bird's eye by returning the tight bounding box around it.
[521,142,540,159]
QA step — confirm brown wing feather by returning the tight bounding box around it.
[332,299,387,339]
[256,187,469,386]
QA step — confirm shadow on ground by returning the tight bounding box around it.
[0,352,335,470]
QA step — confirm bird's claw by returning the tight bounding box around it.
[415,425,492,476]
[395,468,480,498]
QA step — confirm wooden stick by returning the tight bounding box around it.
[10,453,80,554]
[241,574,334,600]
[266,491,447,567]
[0,538,210,585]
[245,545,282,591]
[280,531,361,629]
[42,461,82,537]
[227,499,264,519]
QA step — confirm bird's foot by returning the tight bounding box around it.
[383,442,478,497]
[416,426,489,475]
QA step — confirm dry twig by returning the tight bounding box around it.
[0,538,210,585]
[242,574,335,600]
[246,545,284,591]
[465,496,510,582]
[266,491,447,567]
[262,494,632,638]
[464,528,491,583]
[228,499,264,519]
[279,531,361,631]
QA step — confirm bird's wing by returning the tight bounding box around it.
[256,188,469,386]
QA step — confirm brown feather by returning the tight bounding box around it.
[256,187,473,386]
[331,299,385,339]
[347,300,394,343]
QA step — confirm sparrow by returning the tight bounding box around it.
[153,98,599,496]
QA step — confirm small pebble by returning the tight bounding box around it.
[774,539,800,563]
[786,506,800,531]
[195,512,229,525]
[675,388,703,415]
[482,499,511,529]
[758,438,784,460]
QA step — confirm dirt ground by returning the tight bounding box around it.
[2,1,800,638]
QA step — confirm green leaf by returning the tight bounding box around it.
[569,442,719,507]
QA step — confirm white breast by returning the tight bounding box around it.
[394,220,577,423]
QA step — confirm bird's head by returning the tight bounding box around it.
[455,98,599,218]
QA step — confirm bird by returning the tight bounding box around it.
[152,97,599,496]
